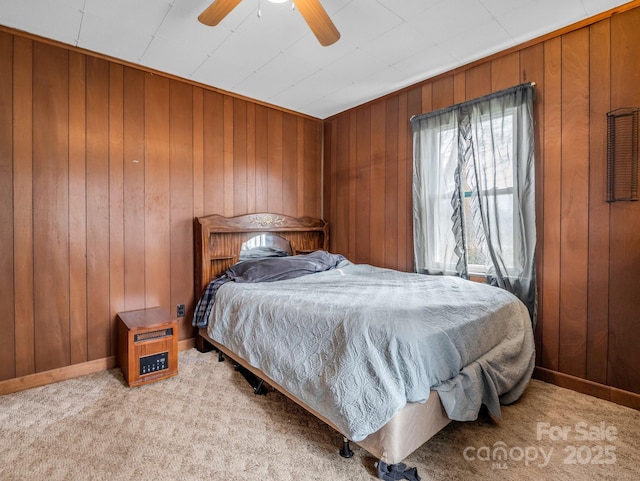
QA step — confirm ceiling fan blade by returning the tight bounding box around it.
[198,0,243,26]
[294,0,340,46]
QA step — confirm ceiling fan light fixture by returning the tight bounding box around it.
[199,0,340,46]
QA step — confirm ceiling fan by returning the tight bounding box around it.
[198,0,341,46]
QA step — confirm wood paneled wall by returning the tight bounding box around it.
[323,7,640,401]
[0,30,322,381]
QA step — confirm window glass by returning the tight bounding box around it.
[464,110,516,275]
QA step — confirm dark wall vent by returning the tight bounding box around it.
[607,108,639,202]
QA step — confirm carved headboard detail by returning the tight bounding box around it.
[194,213,329,298]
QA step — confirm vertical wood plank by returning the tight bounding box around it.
[465,63,491,99]
[169,79,194,338]
[123,67,146,311]
[302,118,313,217]
[541,37,562,371]
[385,96,399,270]
[369,101,386,267]
[281,112,297,217]
[12,35,35,377]
[223,96,234,217]
[68,51,87,364]
[297,117,306,217]
[348,111,357,259]
[203,91,224,215]
[255,105,269,210]
[355,108,371,264]
[144,73,171,312]
[608,8,640,394]
[454,71,465,103]
[333,117,350,255]
[432,76,454,110]
[322,119,334,234]
[109,63,125,356]
[491,52,521,91]
[307,118,323,218]
[396,93,408,272]
[421,83,432,114]
[559,29,590,378]
[85,56,110,361]
[193,87,205,219]
[267,109,283,214]
[587,19,611,384]
[521,46,544,86]
[246,103,256,214]
[233,98,248,216]
[32,43,70,371]
[303,118,321,217]
[322,119,331,230]
[0,31,15,380]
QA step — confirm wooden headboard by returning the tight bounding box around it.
[194,213,328,298]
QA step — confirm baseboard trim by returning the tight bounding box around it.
[0,338,196,395]
[534,367,640,410]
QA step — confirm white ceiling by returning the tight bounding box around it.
[0,0,631,119]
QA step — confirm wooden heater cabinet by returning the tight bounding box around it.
[117,307,178,387]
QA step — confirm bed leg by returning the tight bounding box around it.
[215,348,224,362]
[195,335,215,353]
[253,378,267,395]
[233,363,268,395]
[339,437,353,458]
[196,336,225,361]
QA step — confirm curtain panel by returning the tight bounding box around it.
[411,83,537,326]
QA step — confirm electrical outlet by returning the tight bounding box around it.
[177,303,186,317]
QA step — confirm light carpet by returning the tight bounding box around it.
[1,348,639,480]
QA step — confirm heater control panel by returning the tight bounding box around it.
[139,351,169,376]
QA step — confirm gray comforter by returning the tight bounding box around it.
[206,260,535,442]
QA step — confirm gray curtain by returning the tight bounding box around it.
[411,83,537,327]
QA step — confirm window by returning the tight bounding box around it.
[411,83,537,323]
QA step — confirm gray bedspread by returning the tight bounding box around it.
[206,260,535,442]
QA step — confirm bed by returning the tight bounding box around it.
[193,212,535,478]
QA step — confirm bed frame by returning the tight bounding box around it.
[193,212,451,467]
